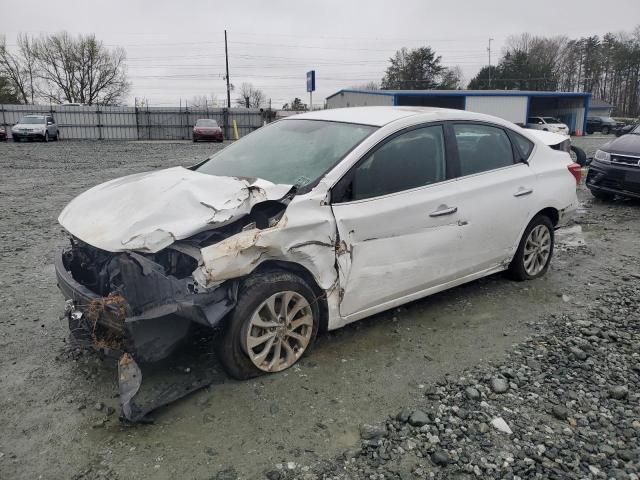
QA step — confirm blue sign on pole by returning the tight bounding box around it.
[306,70,316,93]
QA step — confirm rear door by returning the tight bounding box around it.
[449,122,537,275]
[331,124,465,319]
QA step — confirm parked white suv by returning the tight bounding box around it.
[527,116,569,135]
[11,114,59,142]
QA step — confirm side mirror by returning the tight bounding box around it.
[538,121,543,125]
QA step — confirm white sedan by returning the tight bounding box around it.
[56,106,580,384]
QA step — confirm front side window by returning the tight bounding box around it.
[196,119,376,187]
[528,117,541,124]
[453,123,515,176]
[542,117,561,124]
[346,125,446,201]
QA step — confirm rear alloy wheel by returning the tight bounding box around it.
[216,271,319,380]
[508,215,554,281]
[43,131,49,142]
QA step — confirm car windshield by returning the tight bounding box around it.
[19,116,45,124]
[196,119,218,127]
[195,119,376,187]
[542,117,561,124]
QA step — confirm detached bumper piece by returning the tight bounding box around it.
[55,245,236,422]
[587,160,640,199]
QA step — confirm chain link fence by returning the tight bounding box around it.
[0,104,273,140]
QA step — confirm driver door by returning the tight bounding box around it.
[331,124,465,320]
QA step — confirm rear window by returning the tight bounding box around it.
[453,124,515,176]
[196,119,218,127]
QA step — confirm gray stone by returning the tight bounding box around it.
[396,408,412,423]
[431,450,450,466]
[609,386,628,400]
[465,387,480,400]
[359,424,387,440]
[569,347,588,361]
[408,410,430,427]
[490,377,509,394]
[552,405,569,420]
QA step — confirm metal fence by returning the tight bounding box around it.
[0,104,271,140]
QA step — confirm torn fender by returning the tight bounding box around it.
[58,167,293,253]
[193,190,338,292]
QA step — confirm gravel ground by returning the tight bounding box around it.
[0,135,638,480]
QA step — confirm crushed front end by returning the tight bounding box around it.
[55,236,238,421]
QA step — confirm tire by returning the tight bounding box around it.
[590,189,615,201]
[43,132,49,142]
[13,137,20,142]
[602,126,610,135]
[54,131,60,141]
[570,145,587,166]
[216,270,320,380]
[508,215,554,281]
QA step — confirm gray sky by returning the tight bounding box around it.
[2,0,639,108]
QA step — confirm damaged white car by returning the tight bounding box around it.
[56,107,580,420]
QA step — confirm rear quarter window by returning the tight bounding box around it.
[510,131,534,161]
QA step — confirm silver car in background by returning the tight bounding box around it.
[11,114,59,142]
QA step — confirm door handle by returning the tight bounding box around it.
[429,205,458,217]
[514,188,533,197]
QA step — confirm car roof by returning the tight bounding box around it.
[287,106,501,127]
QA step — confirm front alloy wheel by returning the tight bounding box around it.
[243,291,314,372]
[216,270,320,380]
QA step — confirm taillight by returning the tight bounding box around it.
[567,162,582,185]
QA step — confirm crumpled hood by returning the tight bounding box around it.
[58,166,293,253]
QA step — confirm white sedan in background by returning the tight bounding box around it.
[527,116,570,135]
[57,106,580,385]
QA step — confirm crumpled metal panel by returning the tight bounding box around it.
[58,167,293,253]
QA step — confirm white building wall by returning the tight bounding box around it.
[326,91,394,109]
[465,96,528,124]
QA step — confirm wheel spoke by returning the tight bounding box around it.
[251,316,279,329]
[281,340,297,365]
[247,330,277,349]
[252,336,276,364]
[268,340,282,370]
[286,331,308,345]
[286,299,307,322]
[289,314,313,331]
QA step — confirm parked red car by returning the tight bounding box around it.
[193,119,223,142]
[0,126,7,141]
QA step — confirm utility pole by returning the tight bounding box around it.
[225,30,231,109]
[487,38,494,89]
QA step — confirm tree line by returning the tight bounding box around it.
[468,28,640,117]
[0,32,129,105]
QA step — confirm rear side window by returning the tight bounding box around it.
[510,131,534,160]
[453,124,515,176]
[347,125,446,201]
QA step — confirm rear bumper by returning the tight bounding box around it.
[586,160,640,199]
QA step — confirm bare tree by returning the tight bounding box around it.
[235,82,266,108]
[351,81,380,90]
[33,32,129,105]
[0,34,37,104]
[190,93,218,108]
